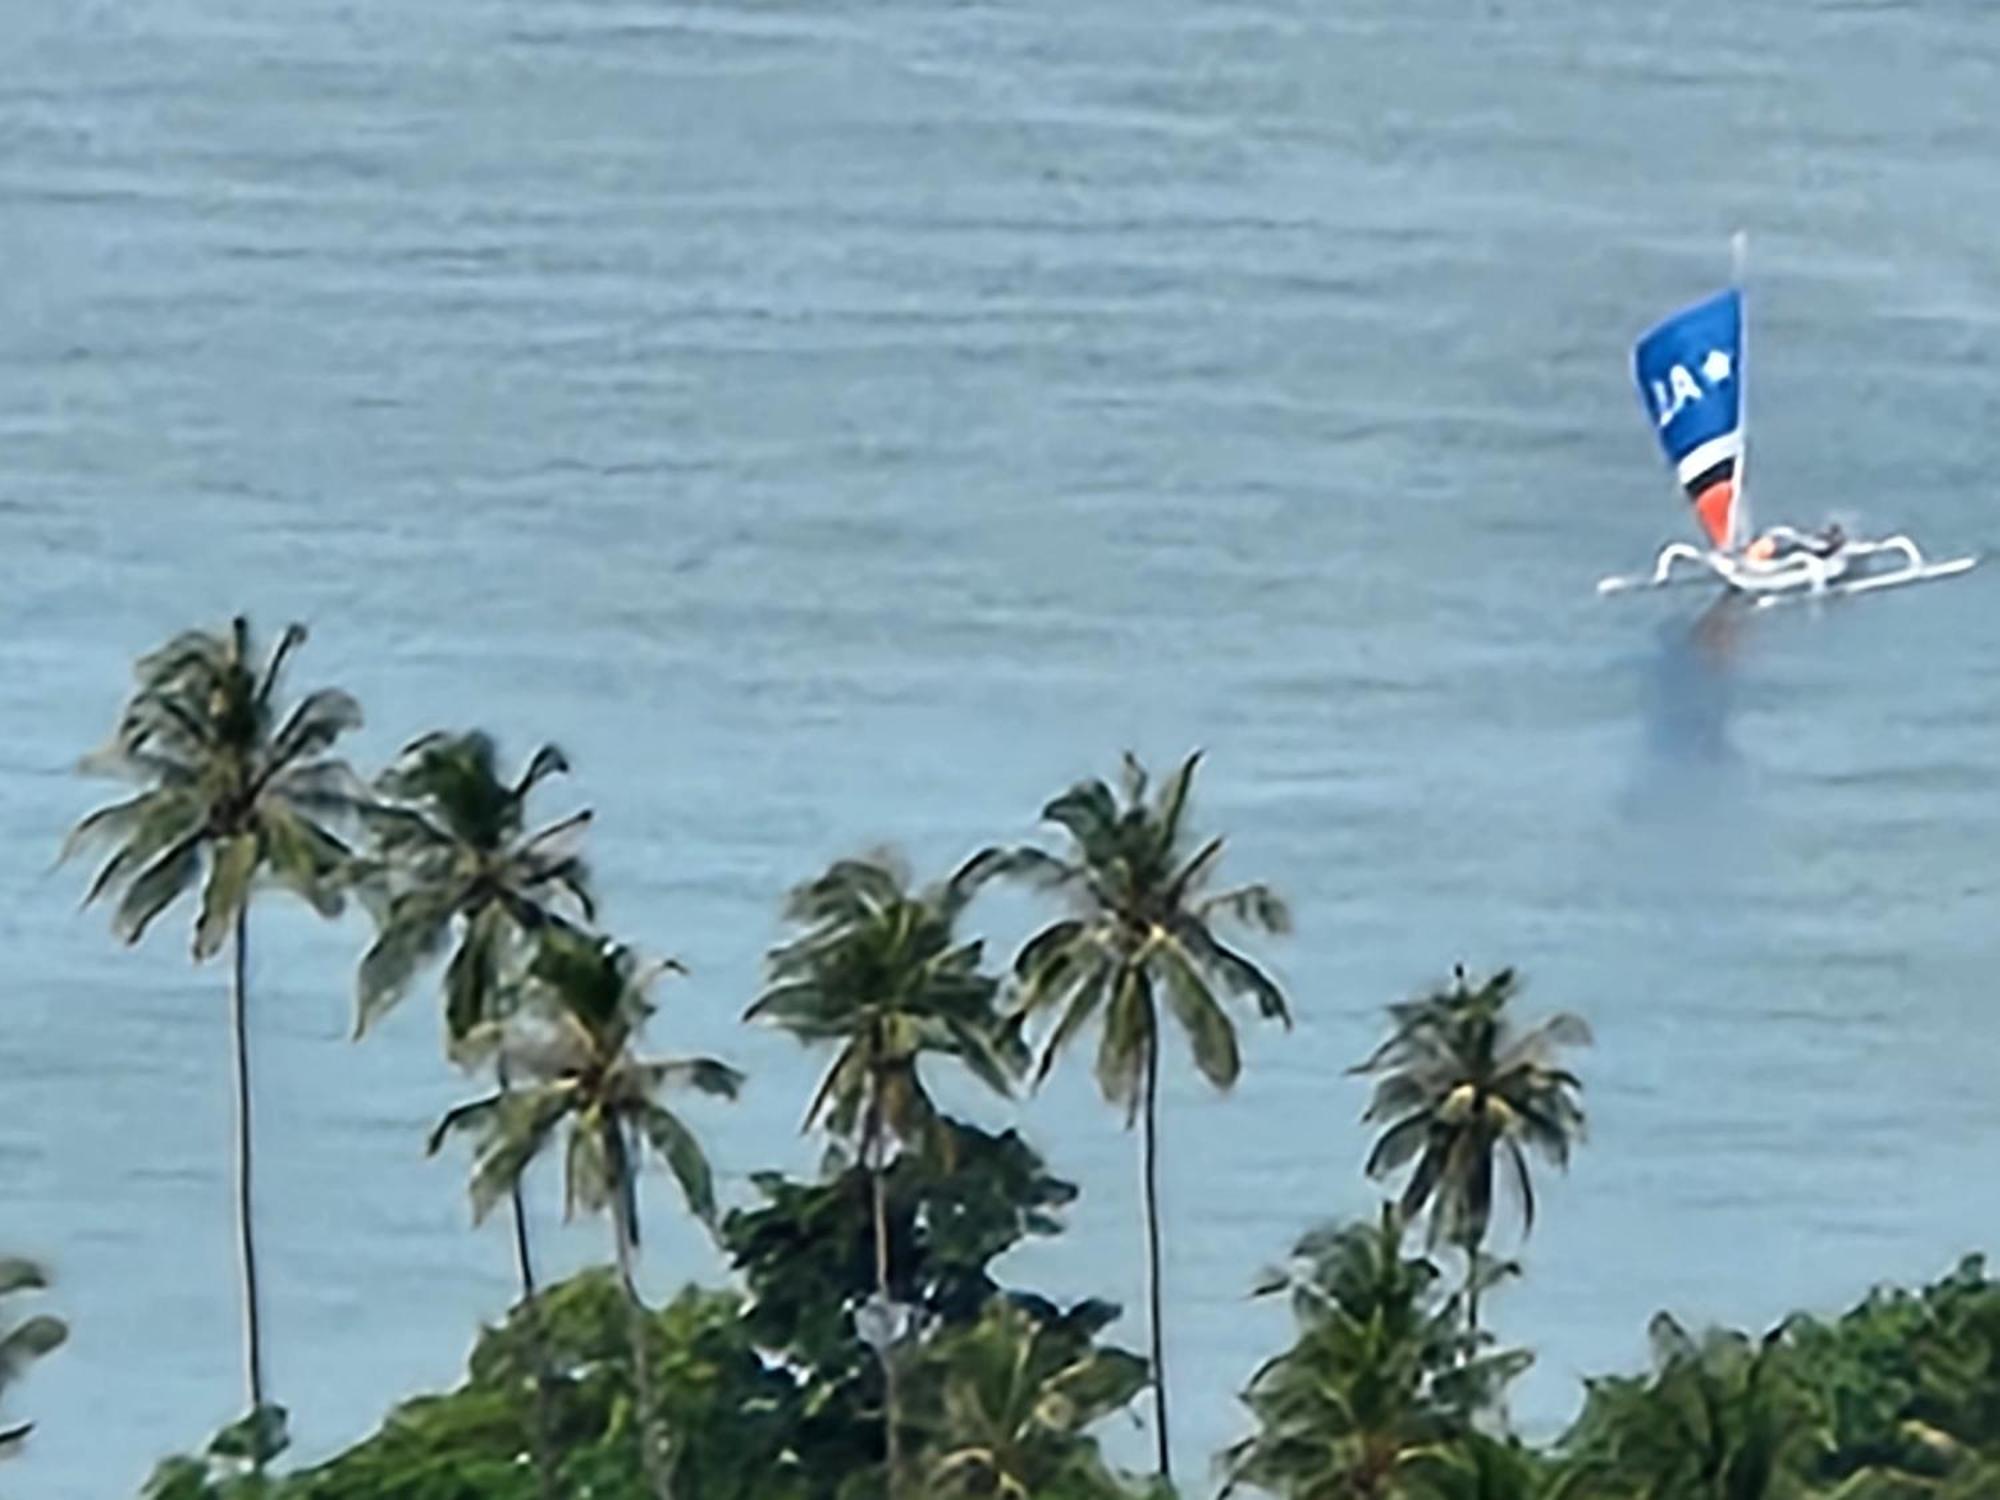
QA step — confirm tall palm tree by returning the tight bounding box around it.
[745,854,1023,1500]
[1353,966,1588,1341]
[63,616,360,1418]
[354,729,594,1500]
[430,928,741,1500]
[968,750,1292,1483]
[0,1258,67,1459]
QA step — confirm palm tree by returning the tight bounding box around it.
[354,729,594,1500]
[745,854,1023,1500]
[429,927,741,1500]
[1354,966,1587,1342]
[916,1296,1149,1500]
[63,616,360,1417]
[968,750,1291,1484]
[354,730,593,1042]
[0,1258,66,1459]
[1222,1207,1527,1500]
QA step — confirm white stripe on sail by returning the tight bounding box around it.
[1673,431,1743,487]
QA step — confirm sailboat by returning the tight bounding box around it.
[1597,239,1977,601]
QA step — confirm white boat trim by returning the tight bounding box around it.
[1597,535,1978,601]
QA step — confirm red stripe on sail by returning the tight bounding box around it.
[1692,479,1735,549]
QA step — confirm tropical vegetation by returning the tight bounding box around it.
[0,1258,65,1461]
[747,853,1024,1498]
[429,927,742,1500]
[354,728,597,1500]
[15,614,1997,1500]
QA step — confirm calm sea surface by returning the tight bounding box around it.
[5,0,2000,1492]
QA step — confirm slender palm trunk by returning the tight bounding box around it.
[229,909,267,1425]
[1466,1260,1481,1346]
[1461,1243,1511,1431]
[498,1055,562,1500]
[1140,1023,1172,1483]
[1459,1231,1484,1350]
[865,1088,903,1500]
[609,1136,671,1500]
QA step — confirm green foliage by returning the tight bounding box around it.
[175,1252,2000,1500]
[353,730,594,1046]
[199,1124,1133,1500]
[1405,1434,1554,1500]
[1542,1260,2000,1500]
[723,1121,1077,1372]
[0,1258,66,1459]
[912,1295,1150,1500]
[969,751,1291,1112]
[273,1278,819,1500]
[1354,967,1588,1263]
[749,852,1023,1149]
[141,1406,290,1499]
[1553,1317,1828,1500]
[227,1269,1155,1500]
[719,1120,1084,1496]
[1222,1207,1531,1500]
[429,928,742,1234]
[1789,1255,2000,1497]
[428,927,741,1500]
[65,617,360,952]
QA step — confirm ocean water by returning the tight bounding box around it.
[4,0,2000,1492]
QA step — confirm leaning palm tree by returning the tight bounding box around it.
[967,751,1291,1483]
[0,1258,67,1460]
[745,853,1022,1500]
[430,928,742,1500]
[354,729,593,1500]
[62,616,360,1417]
[1354,966,1588,1341]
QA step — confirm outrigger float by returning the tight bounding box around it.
[1597,238,1977,604]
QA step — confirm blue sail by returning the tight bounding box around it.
[1633,289,1744,549]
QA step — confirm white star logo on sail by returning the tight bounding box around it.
[1701,348,1733,384]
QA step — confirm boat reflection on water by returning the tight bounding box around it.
[1613,590,1762,925]
[1643,589,1751,767]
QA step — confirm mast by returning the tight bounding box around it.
[1730,230,1751,549]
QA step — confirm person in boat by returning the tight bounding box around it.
[1744,520,1846,563]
